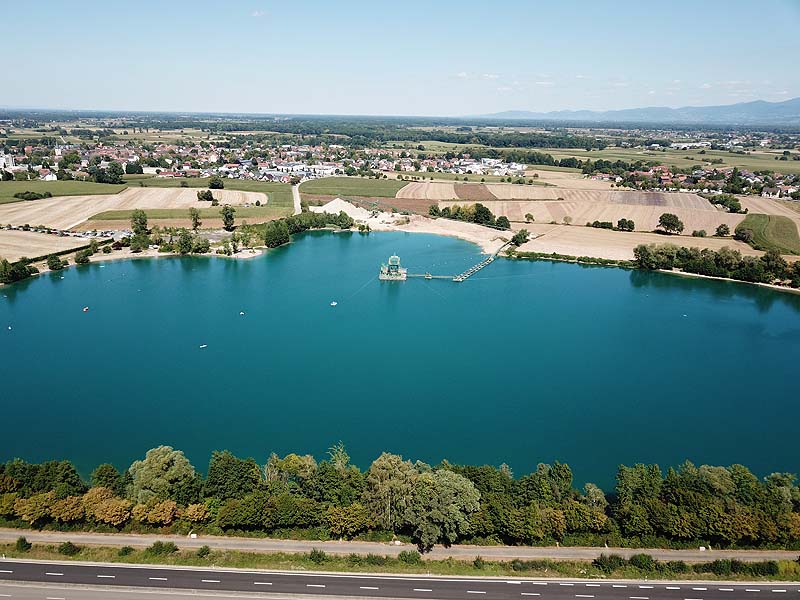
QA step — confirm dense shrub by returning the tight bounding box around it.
[58,541,81,556]
[308,548,327,564]
[145,541,178,556]
[15,536,31,552]
[399,550,423,565]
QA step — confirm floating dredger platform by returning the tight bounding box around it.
[379,255,408,281]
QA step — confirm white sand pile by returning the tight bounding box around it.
[309,198,372,221]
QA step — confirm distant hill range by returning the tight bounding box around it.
[475,97,800,126]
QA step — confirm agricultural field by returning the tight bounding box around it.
[540,147,800,175]
[134,177,293,209]
[516,223,761,261]
[299,177,409,198]
[0,180,127,204]
[736,213,800,255]
[0,187,278,230]
[0,230,92,262]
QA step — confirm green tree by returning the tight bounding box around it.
[204,451,262,501]
[658,213,684,234]
[496,215,511,230]
[511,229,530,246]
[220,204,235,231]
[715,223,731,237]
[189,207,202,231]
[46,255,65,270]
[131,209,149,235]
[263,219,290,248]
[363,453,417,532]
[208,176,224,189]
[127,446,199,505]
[403,469,480,551]
[176,229,193,255]
[91,464,125,497]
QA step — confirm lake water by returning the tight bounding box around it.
[2,231,799,489]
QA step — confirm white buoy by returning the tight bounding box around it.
[7,326,11,331]
[199,344,208,349]
[330,301,338,307]
[239,311,245,316]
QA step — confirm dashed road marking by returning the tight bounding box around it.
[772,591,787,593]
[586,583,600,587]
[640,585,654,589]
[613,584,628,588]
[360,586,379,590]
[629,596,649,600]
[719,589,734,592]
[413,589,433,592]
[575,595,595,598]
[0,570,12,574]
[520,594,541,597]
[746,590,761,593]
[201,579,220,583]
[530,582,548,586]
[97,574,115,578]
[149,577,168,581]
[666,587,681,590]
[507,581,522,584]
[560,583,575,586]
[254,582,272,586]
[44,573,63,576]
[46,597,65,600]
[467,592,486,595]
[306,584,326,588]
[693,588,708,591]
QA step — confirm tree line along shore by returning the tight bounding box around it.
[2,446,800,553]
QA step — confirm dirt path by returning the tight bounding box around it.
[292,184,301,215]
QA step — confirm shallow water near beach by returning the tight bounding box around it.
[2,231,799,487]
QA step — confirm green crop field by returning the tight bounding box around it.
[89,206,285,222]
[299,177,409,197]
[736,213,800,255]
[0,180,127,204]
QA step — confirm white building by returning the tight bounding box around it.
[0,153,15,169]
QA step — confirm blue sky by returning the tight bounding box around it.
[5,0,800,115]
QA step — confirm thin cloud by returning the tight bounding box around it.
[535,81,554,86]
[482,73,499,80]
[700,83,712,89]
[456,71,469,79]
[496,86,513,93]
[251,10,266,17]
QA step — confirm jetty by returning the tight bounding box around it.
[380,242,511,283]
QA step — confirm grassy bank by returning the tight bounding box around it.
[299,177,408,197]
[4,541,800,582]
[0,180,127,204]
[736,213,800,254]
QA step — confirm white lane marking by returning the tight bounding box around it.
[254,582,273,585]
[45,573,63,576]
[507,581,522,584]
[201,579,220,583]
[360,586,379,590]
[97,574,115,578]
[520,594,541,597]
[46,597,65,600]
[530,582,548,586]
[640,585,654,589]
[306,584,326,588]
[560,583,575,586]
[586,583,600,587]
[467,592,486,595]
[629,597,649,600]
[0,594,11,597]
[772,591,787,593]
[613,584,628,588]
[746,590,761,593]
[666,587,681,590]
[0,570,12,573]
[693,587,708,591]
[575,595,595,598]
[719,589,734,592]
[413,589,433,592]
[149,577,168,581]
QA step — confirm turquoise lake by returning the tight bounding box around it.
[2,231,799,489]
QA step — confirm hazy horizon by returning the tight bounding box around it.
[3,0,800,116]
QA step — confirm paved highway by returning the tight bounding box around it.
[2,530,798,563]
[1,559,799,599]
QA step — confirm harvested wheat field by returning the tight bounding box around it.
[525,169,615,190]
[740,195,800,225]
[396,181,457,200]
[441,199,745,233]
[454,183,497,201]
[517,224,761,261]
[0,187,267,230]
[0,230,94,262]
